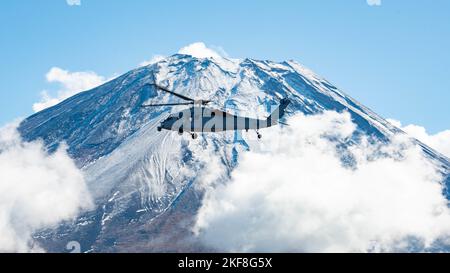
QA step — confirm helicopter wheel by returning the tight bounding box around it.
[157,127,162,132]
[257,131,262,139]
[191,133,198,140]
[178,129,184,136]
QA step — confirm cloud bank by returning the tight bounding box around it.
[388,119,450,159]
[33,67,107,112]
[195,111,450,252]
[0,122,92,252]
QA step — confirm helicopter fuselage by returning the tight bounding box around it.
[158,106,274,133]
[142,80,291,138]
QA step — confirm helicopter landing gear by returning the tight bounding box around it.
[178,129,184,136]
[191,133,198,140]
[157,126,162,132]
[256,131,262,139]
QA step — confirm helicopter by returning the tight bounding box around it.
[142,83,291,140]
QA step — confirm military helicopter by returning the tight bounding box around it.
[142,82,291,140]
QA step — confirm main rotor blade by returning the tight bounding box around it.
[149,83,195,102]
[141,102,194,107]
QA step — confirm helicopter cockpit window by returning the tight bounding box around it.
[166,113,180,121]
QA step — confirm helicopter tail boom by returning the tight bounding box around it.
[266,98,291,125]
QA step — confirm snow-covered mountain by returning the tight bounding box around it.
[18,53,449,252]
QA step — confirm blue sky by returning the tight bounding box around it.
[0,0,449,133]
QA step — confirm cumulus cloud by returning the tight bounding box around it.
[139,55,166,67]
[367,0,382,6]
[66,0,81,6]
[33,67,107,112]
[387,119,450,158]
[194,111,450,252]
[178,42,224,60]
[0,122,92,252]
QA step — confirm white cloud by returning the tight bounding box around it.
[194,111,450,252]
[139,43,226,66]
[367,0,382,6]
[33,67,107,112]
[176,42,240,72]
[66,0,81,6]
[0,122,92,252]
[387,119,450,159]
[178,42,224,60]
[139,55,166,67]
[209,45,230,58]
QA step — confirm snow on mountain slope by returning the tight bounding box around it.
[18,53,449,252]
